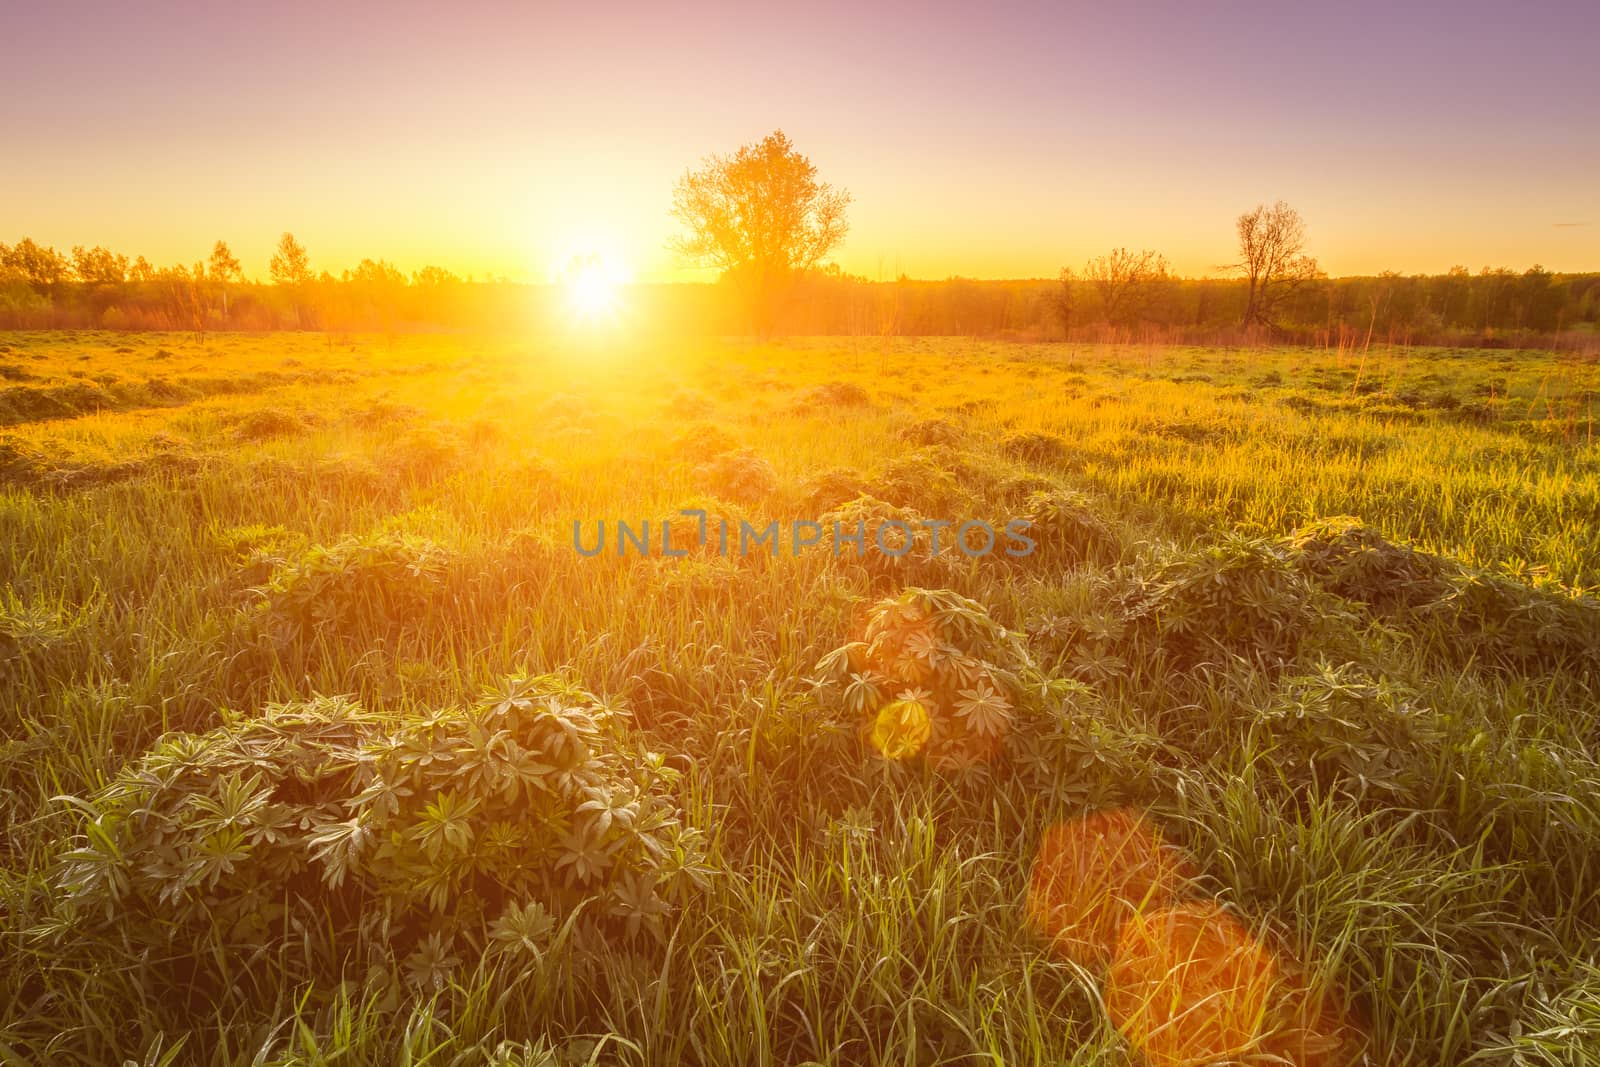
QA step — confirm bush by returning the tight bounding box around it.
[1250,662,1443,805]
[1287,517,1600,672]
[813,587,1036,771]
[47,674,707,991]
[1020,488,1121,567]
[670,422,741,464]
[1287,517,1450,612]
[818,494,950,584]
[251,531,451,645]
[229,407,315,442]
[1421,571,1600,673]
[895,417,964,447]
[694,447,779,504]
[793,466,872,514]
[794,381,872,410]
[868,449,972,515]
[999,430,1070,466]
[1141,535,1346,668]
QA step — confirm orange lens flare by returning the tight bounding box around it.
[867,697,932,760]
[1025,808,1199,971]
[1025,808,1369,1065]
[1106,902,1278,1067]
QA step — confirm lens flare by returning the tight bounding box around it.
[561,253,625,322]
[867,697,932,760]
[1106,902,1278,1067]
[1026,808,1199,970]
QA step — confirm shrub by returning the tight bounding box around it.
[1287,517,1450,612]
[1287,517,1600,672]
[989,470,1061,506]
[229,407,314,442]
[813,587,1034,770]
[818,495,948,583]
[1250,662,1443,805]
[1020,488,1120,567]
[669,422,741,464]
[1421,571,1600,673]
[794,381,872,410]
[1141,535,1345,668]
[211,523,309,591]
[895,417,964,447]
[694,447,779,504]
[47,674,706,992]
[347,398,425,430]
[868,449,972,515]
[0,433,202,490]
[999,430,1070,466]
[386,424,465,483]
[251,532,451,646]
[661,388,713,419]
[793,466,872,514]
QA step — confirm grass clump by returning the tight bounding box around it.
[1019,487,1121,566]
[814,587,1034,771]
[1141,534,1350,669]
[999,429,1070,466]
[228,406,316,442]
[1287,516,1600,672]
[43,674,705,1001]
[251,531,451,646]
[694,447,779,505]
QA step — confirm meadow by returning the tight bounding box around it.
[1,328,1598,1066]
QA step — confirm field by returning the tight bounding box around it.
[2,329,1598,1065]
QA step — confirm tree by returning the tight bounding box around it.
[1081,247,1170,328]
[269,233,312,327]
[1054,267,1077,338]
[72,246,129,285]
[2,238,72,292]
[1231,202,1320,328]
[669,130,850,335]
[269,232,310,286]
[207,240,241,320]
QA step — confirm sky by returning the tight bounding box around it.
[3,0,1597,283]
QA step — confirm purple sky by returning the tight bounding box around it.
[3,0,1596,280]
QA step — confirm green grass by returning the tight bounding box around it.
[1,329,1597,1065]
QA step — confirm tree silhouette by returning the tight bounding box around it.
[208,241,241,321]
[1232,202,1320,328]
[670,130,850,335]
[1082,248,1170,328]
[269,233,312,327]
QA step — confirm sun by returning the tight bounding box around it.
[562,253,625,321]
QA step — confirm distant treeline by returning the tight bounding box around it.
[3,236,1596,348]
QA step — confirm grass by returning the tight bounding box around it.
[0,328,1597,1065]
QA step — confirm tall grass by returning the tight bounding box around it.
[1,330,1596,1064]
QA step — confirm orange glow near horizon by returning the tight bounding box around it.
[562,253,627,320]
[2,3,1596,283]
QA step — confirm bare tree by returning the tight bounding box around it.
[1055,266,1076,338]
[1232,202,1320,328]
[268,233,310,286]
[208,240,242,321]
[269,233,312,327]
[1081,248,1170,327]
[670,130,850,336]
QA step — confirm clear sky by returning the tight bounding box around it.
[3,0,1596,282]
